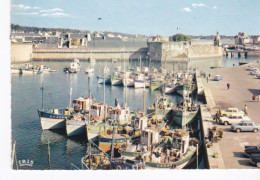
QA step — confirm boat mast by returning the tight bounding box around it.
[110,113,116,159]
[143,82,146,115]
[40,85,44,109]
[124,57,127,108]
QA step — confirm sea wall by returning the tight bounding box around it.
[148,41,223,62]
[11,43,33,63]
[32,47,148,61]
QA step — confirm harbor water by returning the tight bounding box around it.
[11,56,259,169]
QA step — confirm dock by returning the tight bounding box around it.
[197,61,260,169]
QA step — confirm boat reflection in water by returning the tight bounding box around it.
[40,129,66,145]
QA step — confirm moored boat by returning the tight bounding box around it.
[38,108,73,130]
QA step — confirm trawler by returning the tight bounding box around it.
[143,129,200,169]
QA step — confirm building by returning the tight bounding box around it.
[235,32,253,45]
[68,33,88,48]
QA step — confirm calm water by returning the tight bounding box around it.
[11,56,259,170]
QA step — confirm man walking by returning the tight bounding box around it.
[227,83,230,90]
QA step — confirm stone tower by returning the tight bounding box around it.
[214,32,222,46]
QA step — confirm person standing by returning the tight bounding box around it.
[244,104,248,115]
[227,83,230,90]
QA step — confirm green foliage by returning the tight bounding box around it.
[172,34,191,42]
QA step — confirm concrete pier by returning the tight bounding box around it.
[197,61,260,169]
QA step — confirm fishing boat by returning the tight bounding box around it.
[66,97,94,136]
[81,152,144,170]
[175,82,196,96]
[85,66,94,74]
[165,83,177,94]
[66,113,87,137]
[21,63,38,74]
[85,102,107,141]
[64,59,81,73]
[38,108,73,130]
[143,129,200,169]
[147,96,174,116]
[110,71,123,86]
[123,77,135,87]
[150,80,164,91]
[106,104,130,126]
[170,95,198,128]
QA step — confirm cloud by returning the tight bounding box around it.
[213,6,218,9]
[181,7,191,12]
[41,12,69,17]
[192,3,206,7]
[16,12,39,15]
[12,4,39,9]
[40,8,64,13]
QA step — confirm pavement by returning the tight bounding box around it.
[200,61,260,169]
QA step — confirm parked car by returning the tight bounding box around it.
[249,69,259,75]
[220,108,245,117]
[249,154,260,168]
[213,75,223,81]
[244,145,260,157]
[231,120,260,133]
[219,114,250,125]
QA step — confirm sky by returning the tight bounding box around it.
[10,0,260,36]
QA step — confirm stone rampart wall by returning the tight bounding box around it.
[32,48,148,61]
[148,41,223,62]
[11,43,33,63]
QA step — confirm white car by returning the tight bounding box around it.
[219,114,251,125]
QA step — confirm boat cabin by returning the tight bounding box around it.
[72,97,93,112]
[90,102,105,119]
[141,129,160,148]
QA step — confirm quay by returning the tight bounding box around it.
[197,61,260,169]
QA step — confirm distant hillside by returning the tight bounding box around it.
[11,24,88,34]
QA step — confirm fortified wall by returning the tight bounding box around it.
[11,43,33,63]
[31,47,148,61]
[148,41,223,62]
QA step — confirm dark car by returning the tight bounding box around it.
[249,154,260,168]
[244,145,260,157]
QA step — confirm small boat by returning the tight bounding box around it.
[165,83,177,94]
[37,64,51,74]
[85,66,94,74]
[65,59,81,73]
[11,68,22,74]
[88,58,96,64]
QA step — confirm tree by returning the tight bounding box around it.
[172,34,191,42]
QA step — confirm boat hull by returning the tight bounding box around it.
[144,146,197,169]
[97,76,110,84]
[38,109,68,130]
[134,81,149,88]
[111,77,123,86]
[170,109,198,127]
[123,78,134,87]
[66,120,86,137]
